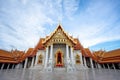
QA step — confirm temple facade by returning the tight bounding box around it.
[0,25,120,72]
[34,25,85,72]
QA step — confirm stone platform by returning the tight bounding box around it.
[0,69,120,80]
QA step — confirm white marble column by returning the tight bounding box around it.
[35,56,38,65]
[107,64,110,69]
[66,44,69,59]
[90,58,94,69]
[12,64,14,69]
[7,64,10,69]
[70,47,74,65]
[30,57,35,68]
[24,58,28,69]
[1,64,4,70]
[48,44,53,69]
[50,44,53,60]
[112,63,115,69]
[45,47,48,68]
[102,64,105,69]
[95,63,98,68]
[80,52,83,66]
[83,57,87,67]
[97,63,101,69]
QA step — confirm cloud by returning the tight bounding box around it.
[0,0,120,51]
[21,0,28,5]
[64,0,120,49]
[63,0,80,19]
[0,0,56,50]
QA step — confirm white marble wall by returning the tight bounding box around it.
[35,50,45,66]
[34,44,85,71]
[74,50,84,66]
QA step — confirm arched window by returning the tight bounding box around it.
[38,54,43,64]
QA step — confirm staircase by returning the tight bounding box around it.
[31,65,43,71]
[75,64,86,70]
[53,68,66,72]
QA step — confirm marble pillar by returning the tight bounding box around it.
[50,44,53,61]
[35,52,39,65]
[12,64,14,69]
[7,64,10,69]
[70,47,74,65]
[94,62,97,68]
[107,64,110,69]
[80,52,83,66]
[66,44,73,71]
[1,64,4,70]
[48,44,53,71]
[45,47,48,68]
[97,63,101,69]
[24,58,28,69]
[90,58,94,69]
[30,57,35,68]
[102,64,105,69]
[83,57,87,68]
[66,44,69,60]
[66,44,70,65]
[112,63,116,69]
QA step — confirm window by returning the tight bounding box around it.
[76,54,80,64]
[38,54,43,64]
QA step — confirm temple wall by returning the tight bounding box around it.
[36,50,45,65]
[74,50,82,64]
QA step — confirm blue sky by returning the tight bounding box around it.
[0,0,120,51]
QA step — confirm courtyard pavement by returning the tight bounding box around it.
[0,69,120,80]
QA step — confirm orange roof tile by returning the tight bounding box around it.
[84,48,93,57]
[0,59,18,63]
[36,38,45,50]
[99,59,120,63]
[25,48,34,57]
[102,49,120,58]
[74,38,83,50]
[27,38,45,57]
[0,49,25,63]
[0,49,12,58]
[91,49,120,63]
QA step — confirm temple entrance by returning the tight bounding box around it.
[55,49,64,67]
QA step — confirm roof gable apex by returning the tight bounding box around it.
[43,24,76,45]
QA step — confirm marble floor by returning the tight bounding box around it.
[0,69,120,80]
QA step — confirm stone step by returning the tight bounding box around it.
[54,68,66,72]
[30,65,43,70]
[75,65,87,70]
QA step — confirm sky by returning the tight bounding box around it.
[0,0,120,51]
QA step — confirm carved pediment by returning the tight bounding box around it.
[53,28,66,39]
[43,24,76,46]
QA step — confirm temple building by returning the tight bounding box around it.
[0,25,120,72]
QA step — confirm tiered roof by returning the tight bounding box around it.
[98,49,120,63]
[0,49,25,63]
[43,25,77,45]
[0,25,120,64]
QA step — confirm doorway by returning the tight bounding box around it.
[55,50,64,67]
